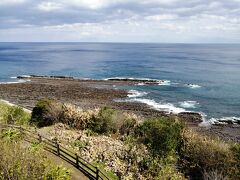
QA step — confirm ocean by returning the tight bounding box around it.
[0,42,240,124]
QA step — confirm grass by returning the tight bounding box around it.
[180,128,240,179]
[0,130,71,180]
[0,101,31,125]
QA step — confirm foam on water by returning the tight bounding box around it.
[127,98,186,114]
[179,101,199,109]
[209,116,240,125]
[104,77,159,81]
[127,90,148,98]
[0,79,30,84]
[186,84,201,89]
[158,80,171,86]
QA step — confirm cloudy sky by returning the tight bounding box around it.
[0,0,239,43]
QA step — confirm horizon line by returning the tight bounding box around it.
[0,41,240,44]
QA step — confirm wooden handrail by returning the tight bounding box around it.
[0,124,110,180]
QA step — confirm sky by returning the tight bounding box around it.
[0,0,239,43]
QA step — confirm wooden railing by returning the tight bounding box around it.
[0,124,110,180]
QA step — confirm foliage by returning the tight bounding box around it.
[180,128,240,179]
[61,103,98,130]
[31,99,62,127]
[31,100,139,136]
[71,140,88,150]
[29,99,240,179]
[139,155,185,179]
[119,118,137,135]
[90,107,138,135]
[92,162,119,180]
[0,102,30,125]
[0,128,23,142]
[138,117,183,156]
[0,139,71,180]
[45,165,71,180]
[90,107,117,134]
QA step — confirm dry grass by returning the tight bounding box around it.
[0,139,71,180]
[180,128,239,179]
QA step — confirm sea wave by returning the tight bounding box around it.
[179,101,199,109]
[0,79,30,84]
[127,90,148,98]
[127,98,186,114]
[104,77,171,85]
[199,114,240,127]
[186,84,201,89]
[104,77,159,81]
[209,116,240,125]
[17,75,32,78]
[158,80,171,86]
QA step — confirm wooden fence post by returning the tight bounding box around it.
[19,126,23,134]
[38,134,42,143]
[96,167,99,180]
[56,142,60,156]
[76,154,79,168]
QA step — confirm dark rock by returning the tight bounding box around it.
[178,112,202,124]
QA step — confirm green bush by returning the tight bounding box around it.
[71,140,88,150]
[139,155,185,179]
[45,165,71,180]
[1,128,23,142]
[31,99,62,127]
[120,118,137,135]
[0,102,30,125]
[138,117,183,156]
[90,107,117,134]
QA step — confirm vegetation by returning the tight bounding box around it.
[92,162,119,180]
[31,99,62,127]
[2,99,239,179]
[137,117,183,156]
[0,101,30,125]
[0,131,71,179]
[180,128,240,179]
[31,99,139,135]
[0,101,71,179]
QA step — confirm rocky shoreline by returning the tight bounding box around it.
[0,76,239,142]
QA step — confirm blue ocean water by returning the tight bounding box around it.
[0,42,240,123]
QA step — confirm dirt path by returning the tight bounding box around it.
[45,151,89,180]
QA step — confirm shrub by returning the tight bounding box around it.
[31,99,62,127]
[71,140,88,150]
[120,118,137,135]
[180,129,239,179]
[140,155,185,179]
[0,102,30,125]
[61,104,98,130]
[45,165,71,180]
[138,117,183,156]
[90,107,117,134]
[31,100,139,135]
[0,139,71,179]
[1,128,23,142]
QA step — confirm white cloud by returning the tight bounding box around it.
[37,2,63,11]
[0,0,240,42]
[0,0,26,6]
[145,14,178,21]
